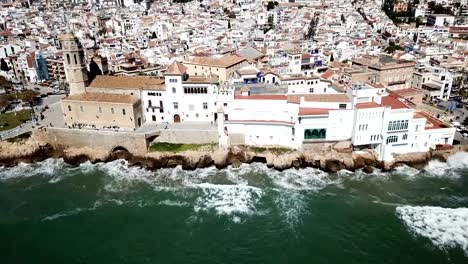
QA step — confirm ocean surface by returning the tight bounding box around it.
[1,153,468,263]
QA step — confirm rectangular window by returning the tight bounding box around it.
[152,115,156,121]
[99,106,102,113]
[309,88,314,93]
[80,105,84,112]
[111,108,115,114]
[386,135,398,144]
[173,102,178,110]
[68,105,72,111]
[148,100,152,107]
[189,104,194,111]
[203,102,208,110]
[172,87,176,93]
[339,104,346,109]
[122,109,126,116]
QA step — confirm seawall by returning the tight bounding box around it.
[1,136,467,173]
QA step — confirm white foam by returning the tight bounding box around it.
[193,183,262,222]
[396,205,468,254]
[0,158,66,181]
[424,152,468,179]
[42,207,87,221]
[392,164,420,178]
[268,167,335,191]
[158,199,190,207]
[98,160,156,192]
[275,191,306,229]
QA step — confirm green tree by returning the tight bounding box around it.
[266,1,275,11]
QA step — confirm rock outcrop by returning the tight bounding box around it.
[1,138,467,173]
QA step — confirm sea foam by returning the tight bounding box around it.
[424,152,468,179]
[193,183,262,222]
[0,158,66,181]
[396,205,468,254]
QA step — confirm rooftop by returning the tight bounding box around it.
[63,93,138,104]
[186,54,246,68]
[89,75,165,91]
[183,76,213,84]
[164,61,187,75]
[380,95,411,109]
[413,111,450,130]
[288,94,350,103]
[299,108,332,116]
[356,102,381,109]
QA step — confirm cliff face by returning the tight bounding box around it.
[0,138,466,173]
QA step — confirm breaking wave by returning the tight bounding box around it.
[396,205,468,254]
[0,158,67,181]
[424,152,468,179]
[194,183,263,223]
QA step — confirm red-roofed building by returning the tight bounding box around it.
[380,95,411,109]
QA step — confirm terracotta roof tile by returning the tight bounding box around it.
[299,108,331,115]
[64,93,138,104]
[89,75,165,91]
[414,111,450,130]
[356,102,381,109]
[165,61,187,75]
[380,95,411,109]
[186,54,246,68]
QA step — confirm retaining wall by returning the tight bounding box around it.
[33,127,149,155]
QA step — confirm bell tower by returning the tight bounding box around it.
[58,31,88,95]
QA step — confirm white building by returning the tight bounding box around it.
[411,64,453,102]
[217,82,455,162]
[141,61,219,124]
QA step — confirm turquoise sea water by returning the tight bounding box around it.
[1,153,468,263]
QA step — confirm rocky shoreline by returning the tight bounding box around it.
[1,138,466,173]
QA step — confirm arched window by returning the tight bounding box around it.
[67,105,71,111]
[74,54,77,64]
[66,54,70,64]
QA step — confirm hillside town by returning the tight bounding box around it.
[0,0,467,162]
